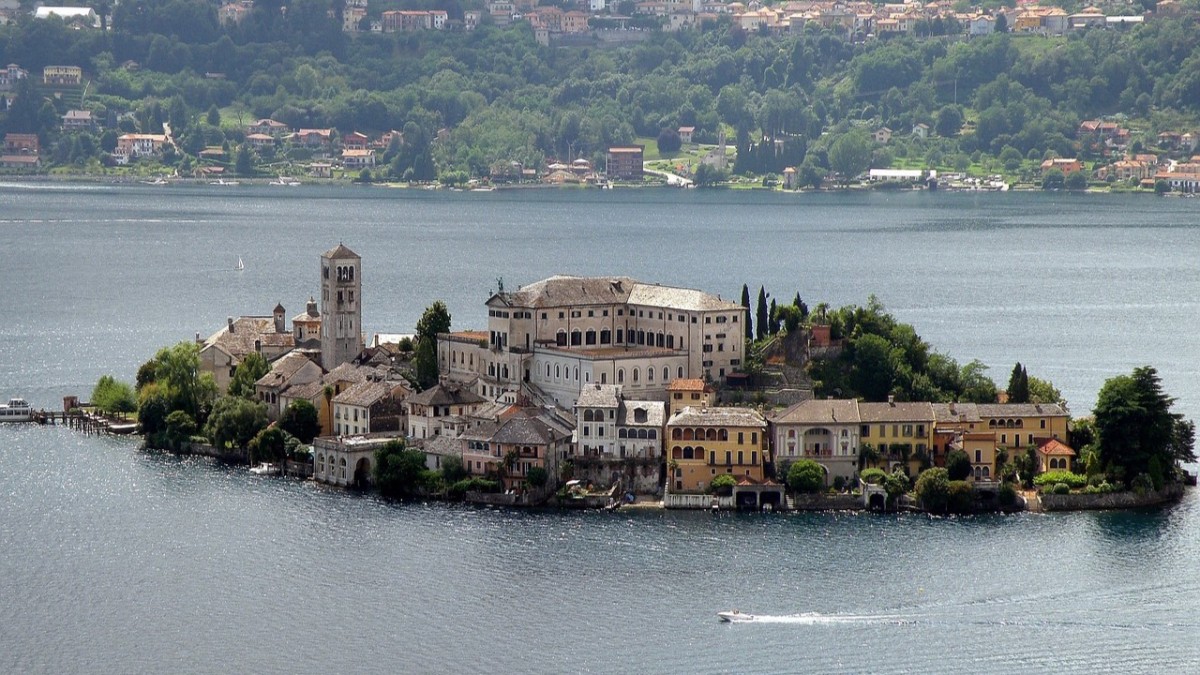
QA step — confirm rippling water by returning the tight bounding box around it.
[3,185,1200,672]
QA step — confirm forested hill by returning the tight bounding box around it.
[3,4,1200,180]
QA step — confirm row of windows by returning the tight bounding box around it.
[555,328,679,350]
[669,428,759,445]
[988,418,1048,429]
[861,424,926,439]
[670,446,758,466]
[581,426,658,440]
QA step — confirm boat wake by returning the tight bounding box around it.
[729,612,917,626]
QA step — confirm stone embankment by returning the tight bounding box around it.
[1036,483,1185,511]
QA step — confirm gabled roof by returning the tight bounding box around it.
[255,351,319,389]
[492,275,637,308]
[491,410,568,445]
[618,400,665,428]
[931,402,981,424]
[627,283,742,312]
[975,403,1069,418]
[201,316,294,360]
[333,379,407,407]
[575,383,621,409]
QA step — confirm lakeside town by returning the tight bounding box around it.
[41,243,1195,514]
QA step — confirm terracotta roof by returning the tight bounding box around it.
[1038,438,1075,456]
[668,405,766,429]
[667,378,710,392]
[255,351,319,389]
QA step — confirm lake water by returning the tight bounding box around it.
[2,184,1200,673]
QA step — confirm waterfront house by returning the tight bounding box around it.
[314,432,404,487]
[342,131,369,150]
[1037,438,1076,473]
[933,402,1070,479]
[458,403,573,491]
[667,406,767,493]
[770,398,861,483]
[292,128,334,149]
[1040,158,1084,175]
[857,399,935,475]
[254,351,323,420]
[405,381,487,440]
[573,383,665,493]
[198,305,297,393]
[114,133,168,163]
[606,146,644,180]
[341,148,375,169]
[245,133,275,150]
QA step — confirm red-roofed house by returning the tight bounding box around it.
[1037,438,1075,472]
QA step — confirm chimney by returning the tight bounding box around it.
[888,394,895,406]
[195,331,201,343]
[227,317,234,333]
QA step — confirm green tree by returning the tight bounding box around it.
[1094,366,1194,485]
[935,105,963,138]
[741,284,752,341]
[1042,168,1065,190]
[787,459,826,494]
[235,143,254,176]
[138,386,171,439]
[203,396,268,449]
[850,334,897,402]
[206,104,221,127]
[91,375,137,415]
[164,409,197,448]
[915,467,950,513]
[228,352,269,399]
[828,131,873,185]
[656,127,681,154]
[755,286,768,341]
[1064,170,1088,191]
[1006,362,1030,404]
[413,301,452,389]
[883,469,910,507]
[1028,377,1062,404]
[374,439,428,498]
[945,449,973,481]
[279,399,320,443]
[441,455,468,483]
[526,465,548,488]
[710,473,737,495]
[248,425,288,464]
[1155,179,1170,195]
[960,360,998,403]
[152,341,218,421]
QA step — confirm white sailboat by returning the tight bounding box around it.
[235,256,244,271]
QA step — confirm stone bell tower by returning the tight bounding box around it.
[320,243,362,370]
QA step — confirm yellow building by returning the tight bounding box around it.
[857,400,935,475]
[667,406,767,493]
[933,402,1071,480]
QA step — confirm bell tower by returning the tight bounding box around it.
[320,243,362,369]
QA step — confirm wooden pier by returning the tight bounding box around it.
[33,404,138,436]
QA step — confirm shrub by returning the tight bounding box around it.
[998,482,1017,507]
[710,473,737,495]
[448,477,501,498]
[1033,470,1088,489]
[526,466,548,488]
[915,468,950,513]
[832,475,847,492]
[1087,473,1106,487]
[787,460,825,494]
[1052,482,1071,495]
[860,468,887,485]
[945,450,972,481]
[1131,473,1154,495]
[947,480,974,513]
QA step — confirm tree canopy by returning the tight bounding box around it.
[414,300,452,389]
[1093,366,1194,487]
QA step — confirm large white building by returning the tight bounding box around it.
[438,276,746,408]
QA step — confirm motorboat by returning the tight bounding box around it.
[717,610,755,622]
[249,462,278,475]
[0,397,33,422]
[211,178,240,186]
[269,176,301,187]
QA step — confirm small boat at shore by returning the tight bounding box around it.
[249,462,278,475]
[717,610,755,622]
[0,397,33,422]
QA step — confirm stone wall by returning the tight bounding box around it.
[570,457,662,495]
[788,493,863,511]
[183,441,248,463]
[1038,483,1185,511]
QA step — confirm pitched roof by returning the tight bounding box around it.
[493,275,637,308]
[626,283,742,312]
[255,351,319,389]
[1038,438,1075,457]
[668,405,766,428]
[406,382,487,407]
[322,243,360,259]
[202,316,294,360]
[858,401,935,423]
[772,398,860,425]
[490,410,567,445]
[975,403,1069,418]
[667,378,710,392]
[931,402,981,424]
[575,383,621,408]
[333,379,404,407]
[618,400,665,428]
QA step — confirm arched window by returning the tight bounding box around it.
[663,367,669,381]
[556,331,567,347]
[672,428,682,440]
[657,333,664,347]
[586,329,597,345]
[974,466,982,479]
[584,410,594,422]
[637,429,647,439]
[667,335,675,349]
[502,365,509,379]
[683,447,693,460]
[683,428,694,441]
[982,466,990,478]
[617,369,624,384]
[600,329,611,344]
[546,364,551,378]
[718,429,728,441]
[678,367,684,379]
[619,429,627,439]
[555,365,560,379]
[571,330,582,346]
[633,368,640,383]
[647,367,654,382]
[648,430,656,440]
[706,429,717,441]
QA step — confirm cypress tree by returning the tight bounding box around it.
[1007,362,1030,403]
[741,284,752,341]
[756,286,768,341]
